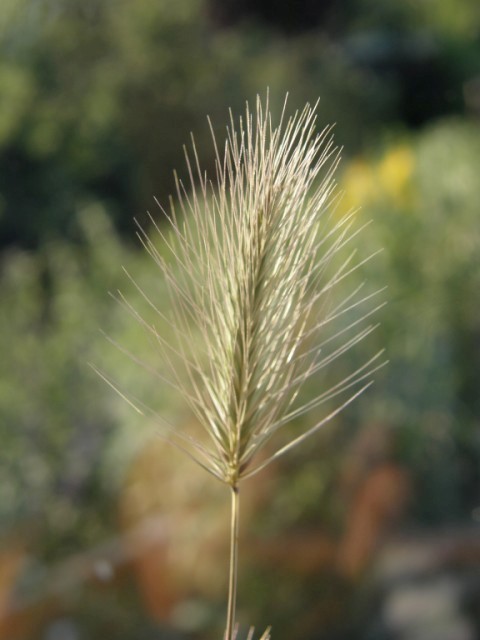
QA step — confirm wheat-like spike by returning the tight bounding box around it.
[109,94,384,488]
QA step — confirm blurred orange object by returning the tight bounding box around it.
[337,463,411,579]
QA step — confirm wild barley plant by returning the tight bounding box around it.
[97,96,384,639]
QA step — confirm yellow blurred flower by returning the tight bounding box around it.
[377,144,415,205]
[339,143,415,216]
[340,160,377,212]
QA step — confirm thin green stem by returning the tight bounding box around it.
[225,485,240,640]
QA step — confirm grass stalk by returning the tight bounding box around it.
[225,485,240,640]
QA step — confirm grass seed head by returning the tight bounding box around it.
[106,94,385,488]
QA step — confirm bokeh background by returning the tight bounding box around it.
[1,1,479,639]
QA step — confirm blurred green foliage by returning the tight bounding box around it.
[1,0,479,638]
[0,209,121,550]
[1,0,478,247]
[348,122,480,524]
